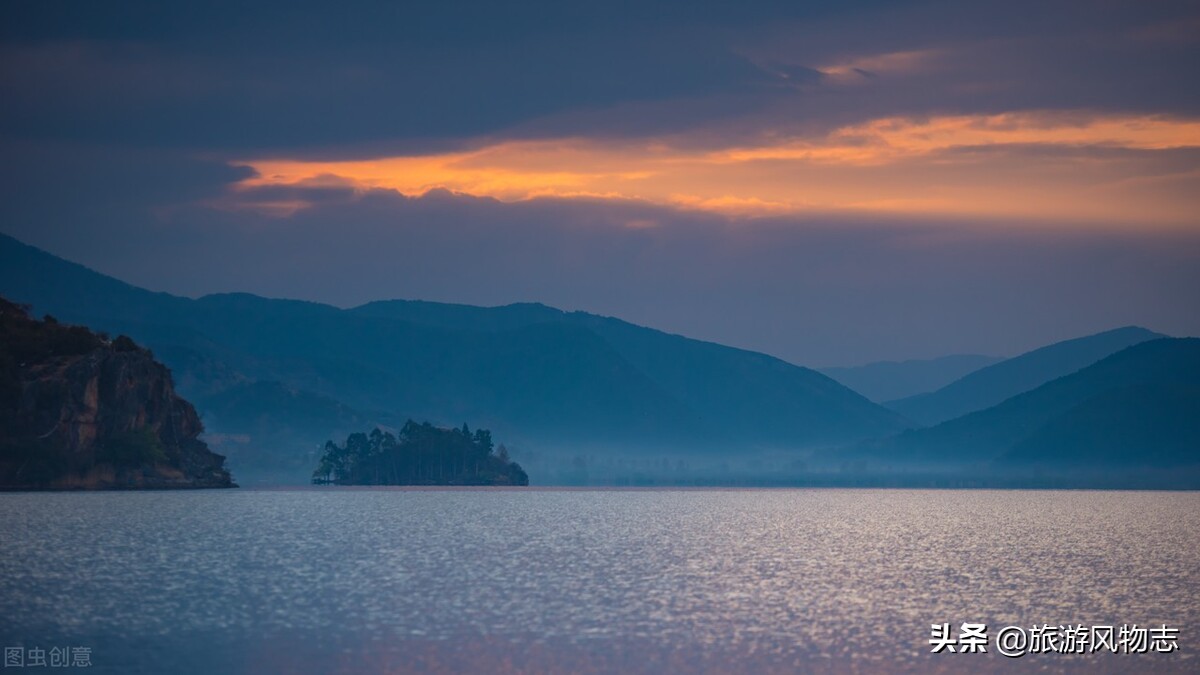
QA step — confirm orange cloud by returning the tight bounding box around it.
[232,112,1200,226]
[711,113,1200,163]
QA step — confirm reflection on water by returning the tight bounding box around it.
[1,488,1197,673]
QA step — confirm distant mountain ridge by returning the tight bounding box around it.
[865,338,1200,481]
[819,354,1004,403]
[0,233,907,482]
[884,326,1165,426]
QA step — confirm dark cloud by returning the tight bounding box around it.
[763,63,826,86]
[3,0,1197,153]
[0,0,892,151]
[0,138,250,215]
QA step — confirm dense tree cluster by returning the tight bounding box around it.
[312,421,529,486]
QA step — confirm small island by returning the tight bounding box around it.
[0,297,234,489]
[312,421,529,486]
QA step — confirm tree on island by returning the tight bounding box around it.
[311,420,529,486]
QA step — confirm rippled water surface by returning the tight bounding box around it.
[1,488,1197,673]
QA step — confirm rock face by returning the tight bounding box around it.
[0,297,234,489]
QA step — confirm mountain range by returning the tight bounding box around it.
[4,232,1194,487]
[819,354,1004,403]
[0,233,906,482]
[860,337,1200,486]
[883,326,1164,425]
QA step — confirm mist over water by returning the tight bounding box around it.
[2,488,1197,673]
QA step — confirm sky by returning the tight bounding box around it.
[1,0,1198,367]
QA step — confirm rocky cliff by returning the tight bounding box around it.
[0,297,234,489]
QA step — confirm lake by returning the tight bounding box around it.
[1,488,1197,673]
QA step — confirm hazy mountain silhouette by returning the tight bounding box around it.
[1003,382,1200,467]
[197,381,367,436]
[0,233,906,482]
[884,326,1165,426]
[350,299,907,445]
[819,354,1003,403]
[871,338,1200,476]
[192,380,377,482]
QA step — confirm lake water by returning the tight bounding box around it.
[1,488,1197,673]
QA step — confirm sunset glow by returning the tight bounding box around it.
[234,113,1200,225]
